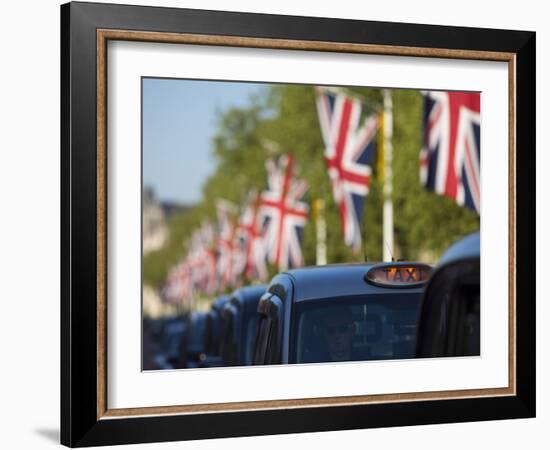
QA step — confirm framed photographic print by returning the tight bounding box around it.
[61,1,536,447]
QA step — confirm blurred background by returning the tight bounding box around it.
[141,78,480,369]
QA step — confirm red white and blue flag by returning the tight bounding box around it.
[420,91,481,213]
[260,155,309,271]
[162,261,193,304]
[216,200,238,287]
[187,223,218,295]
[162,222,219,303]
[236,191,269,281]
[315,88,378,253]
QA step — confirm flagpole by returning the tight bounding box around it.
[313,198,327,265]
[382,89,395,262]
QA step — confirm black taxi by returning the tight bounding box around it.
[204,295,230,357]
[179,311,209,368]
[219,284,267,366]
[252,262,432,365]
[416,232,480,358]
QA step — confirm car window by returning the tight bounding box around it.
[291,293,421,364]
[416,260,480,358]
[453,284,480,356]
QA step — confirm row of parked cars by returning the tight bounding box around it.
[146,232,480,370]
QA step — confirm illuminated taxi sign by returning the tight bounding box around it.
[365,263,432,288]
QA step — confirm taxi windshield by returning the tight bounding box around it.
[290,293,421,364]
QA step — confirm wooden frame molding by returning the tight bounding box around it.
[96,29,517,420]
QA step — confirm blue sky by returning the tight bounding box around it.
[142,78,264,204]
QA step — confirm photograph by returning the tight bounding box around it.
[141,78,481,371]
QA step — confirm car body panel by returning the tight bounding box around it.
[220,285,267,366]
[204,295,230,356]
[438,232,480,266]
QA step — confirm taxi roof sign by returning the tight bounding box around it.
[365,263,432,289]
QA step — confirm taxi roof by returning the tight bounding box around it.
[211,295,230,312]
[281,263,427,303]
[230,285,267,312]
[190,310,208,323]
[438,231,480,266]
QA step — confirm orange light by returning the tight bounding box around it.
[365,264,432,288]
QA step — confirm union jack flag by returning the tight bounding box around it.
[216,200,238,287]
[236,191,268,281]
[162,260,193,304]
[420,91,481,213]
[315,88,378,253]
[187,223,218,295]
[162,222,219,303]
[260,155,309,272]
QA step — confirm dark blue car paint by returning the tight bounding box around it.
[220,285,267,366]
[257,263,427,365]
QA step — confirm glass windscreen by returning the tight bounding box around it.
[416,260,480,358]
[291,293,421,364]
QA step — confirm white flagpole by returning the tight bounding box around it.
[314,198,327,265]
[382,89,395,262]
